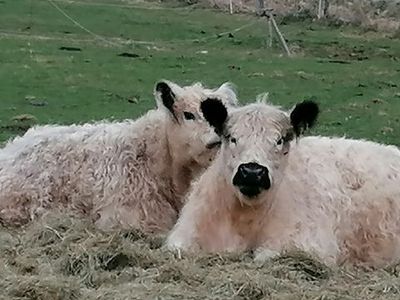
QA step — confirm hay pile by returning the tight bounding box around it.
[1,211,400,300]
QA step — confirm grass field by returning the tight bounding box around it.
[1,0,400,299]
[1,0,400,144]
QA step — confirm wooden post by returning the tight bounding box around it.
[324,0,329,17]
[229,0,233,14]
[259,7,291,57]
[317,0,324,19]
[268,17,273,48]
[270,14,291,57]
[255,0,264,15]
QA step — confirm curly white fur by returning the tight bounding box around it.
[0,80,238,233]
[167,100,400,267]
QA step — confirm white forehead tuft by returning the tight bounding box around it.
[255,92,270,104]
[227,103,290,133]
[188,82,204,90]
[230,102,284,116]
[181,82,203,93]
[214,82,237,95]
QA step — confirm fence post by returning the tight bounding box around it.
[324,0,329,16]
[229,0,233,14]
[317,0,324,19]
[255,0,264,15]
[268,17,273,48]
[269,14,291,57]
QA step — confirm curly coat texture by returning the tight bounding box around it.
[167,100,400,267]
[0,80,238,233]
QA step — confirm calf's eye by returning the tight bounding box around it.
[183,111,196,120]
[277,138,283,145]
[230,137,237,144]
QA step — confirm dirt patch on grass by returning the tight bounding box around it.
[1,211,400,299]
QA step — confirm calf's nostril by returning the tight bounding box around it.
[238,165,249,177]
[255,167,267,177]
[241,164,268,178]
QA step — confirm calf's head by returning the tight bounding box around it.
[201,98,319,204]
[154,80,238,167]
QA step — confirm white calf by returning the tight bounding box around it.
[0,80,238,233]
[167,98,400,267]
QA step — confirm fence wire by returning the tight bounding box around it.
[41,0,260,49]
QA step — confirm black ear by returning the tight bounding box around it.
[156,81,177,120]
[200,98,228,135]
[290,100,319,136]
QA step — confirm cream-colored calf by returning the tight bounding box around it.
[167,98,400,267]
[0,80,238,233]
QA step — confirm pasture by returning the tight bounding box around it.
[0,0,400,299]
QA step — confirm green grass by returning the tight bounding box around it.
[0,0,399,145]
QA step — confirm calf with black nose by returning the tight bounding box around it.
[167,96,400,268]
[167,97,319,253]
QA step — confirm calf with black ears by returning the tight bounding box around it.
[167,96,400,268]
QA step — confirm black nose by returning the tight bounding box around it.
[232,162,271,198]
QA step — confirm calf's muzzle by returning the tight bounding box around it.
[232,162,271,198]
